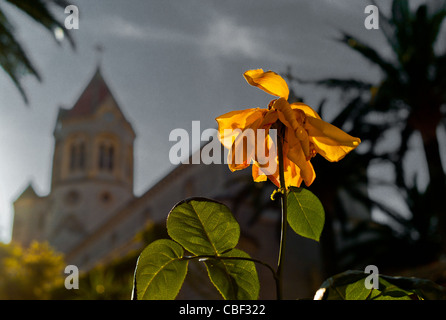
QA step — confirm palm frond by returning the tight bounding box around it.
[312,78,373,92]
[5,0,75,48]
[339,32,399,79]
[0,0,75,104]
[0,8,41,104]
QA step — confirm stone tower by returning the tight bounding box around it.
[46,68,136,253]
[12,183,47,246]
[13,68,136,254]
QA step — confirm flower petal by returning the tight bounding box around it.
[244,69,289,99]
[252,163,268,183]
[252,130,280,186]
[254,126,276,168]
[259,109,279,128]
[216,108,266,149]
[283,158,304,188]
[281,139,304,188]
[305,116,361,162]
[227,117,263,171]
[253,159,281,187]
[291,102,321,119]
[275,98,311,159]
[285,127,316,186]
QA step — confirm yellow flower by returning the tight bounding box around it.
[216,69,361,188]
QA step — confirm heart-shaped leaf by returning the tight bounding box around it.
[204,249,260,300]
[167,198,240,255]
[133,239,188,300]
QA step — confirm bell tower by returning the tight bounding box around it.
[46,68,136,253]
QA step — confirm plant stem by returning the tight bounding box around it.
[181,254,279,288]
[276,126,287,300]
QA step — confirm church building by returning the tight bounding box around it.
[13,69,135,255]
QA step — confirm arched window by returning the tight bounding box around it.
[98,141,115,172]
[79,143,85,168]
[108,146,114,170]
[69,144,76,171]
[98,144,105,169]
[69,140,86,172]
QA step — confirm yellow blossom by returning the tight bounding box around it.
[216,69,361,188]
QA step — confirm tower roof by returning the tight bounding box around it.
[58,68,116,120]
[14,182,39,202]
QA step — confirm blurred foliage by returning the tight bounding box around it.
[0,241,64,299]
[52,254,137,300]
[265,0,446,279]
[301,0,446,273]
[52,221,168,300]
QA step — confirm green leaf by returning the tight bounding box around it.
[167,198,240,256]
[287,187,325,241]
[316,270,446,300]
[134,239,188,300]
[345,279,374,300]
[204,249,259,300]
[374,277,413,300]
[379,274,446,300]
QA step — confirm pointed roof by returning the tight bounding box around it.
[59,68,115,120]
[54,67,136,139]
[15,182,39,202]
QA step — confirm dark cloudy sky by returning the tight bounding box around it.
[0,0,433,242]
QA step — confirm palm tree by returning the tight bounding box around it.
[312,0,446,253]
[0,0,74,104]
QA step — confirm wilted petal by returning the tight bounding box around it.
[227,117,263,171]
[305,116,361,162]
[267,174,281,188]
[216,108,266,149]
[254,126,277,169]
[244,69,289,99]
[256,158,282,187]
[274,98,298,129]
[252,163,268,183]
[285,128,316,186]
[291,102,321,120]
[252,130,280,187]
[275,99,311,159]
[252,160,283,188]
[283,155,304,188]
[259,109,279,128]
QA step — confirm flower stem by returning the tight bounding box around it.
[276,125,287,300]
[181,254,278,284]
